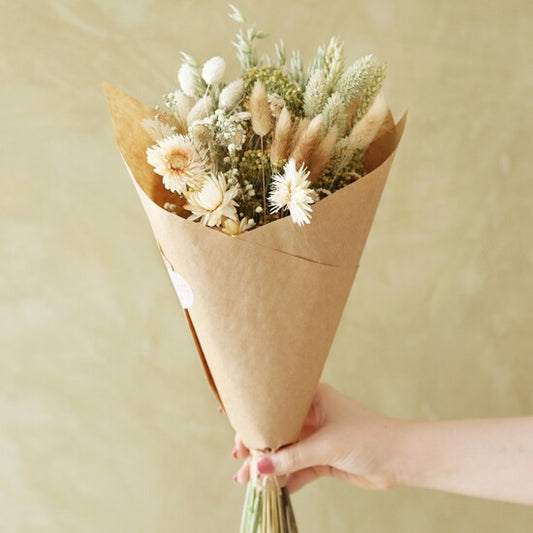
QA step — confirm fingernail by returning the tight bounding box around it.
[257,456,274,474]
[218,406,225,415]
[232,448,239,459]
[233,474,238,483]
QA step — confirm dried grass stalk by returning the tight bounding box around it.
[240,453,298,532]
[187,95,214,127]
[308,126,338,181]
[291,117,310,155]
[290,115,324,169]
[349,93,388,150]
[270,107,293,163]
[250,81,273,137]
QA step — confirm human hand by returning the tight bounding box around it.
[232,383,406,493]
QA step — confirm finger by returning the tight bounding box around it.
[257,432,325,476]
[286,467,322,493]
[234,456,251,485]
[297,390,326,441]
[302,402,317,427]
[304,388,324,426]
[299,417,318,441]
[286,465,351,493]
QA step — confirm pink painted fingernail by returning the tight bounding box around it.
[233,474,238,483]
[257,456,274,474]
[232,448,239,459]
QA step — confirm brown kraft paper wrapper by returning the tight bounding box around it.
[104,82,407,451]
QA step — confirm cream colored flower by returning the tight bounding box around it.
[184,173,239,227]
[146,134,206,194]
[221,217,256,235]
[202,56,226,85]
[268,159,316,226]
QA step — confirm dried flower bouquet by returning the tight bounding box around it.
[105,5,405,532]
[144,5,388,232]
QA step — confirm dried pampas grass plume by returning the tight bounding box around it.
[308,126,338,181]
[250,81,273,137]
[291,117,310,153]
[187,95,214,127]
[290,114,324,169]
[349,93,388,150]
[270,107,293,163]
[219,79,245,112]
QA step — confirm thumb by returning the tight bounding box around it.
[257,432,326,476]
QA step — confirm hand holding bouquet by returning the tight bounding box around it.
[105,5,405,531]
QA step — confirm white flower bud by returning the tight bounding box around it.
[202,56,226,85]
[178,63,197,97]
[218,79,245,111]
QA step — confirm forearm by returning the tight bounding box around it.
[393,417,533,505]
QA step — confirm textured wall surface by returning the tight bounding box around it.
[1,0,532,531]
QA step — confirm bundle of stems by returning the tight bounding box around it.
[240,453,298,532]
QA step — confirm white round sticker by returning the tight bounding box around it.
[167,270,194,309]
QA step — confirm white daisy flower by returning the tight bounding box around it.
[268,159,316,226]
[146,134,206,194]
[221,217,256,236]
[202,56,226,85]
[184,173,239,227]
[178,63,197,97]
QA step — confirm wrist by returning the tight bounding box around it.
[384,419,423,489]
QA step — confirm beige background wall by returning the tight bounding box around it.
[1,0,532,531]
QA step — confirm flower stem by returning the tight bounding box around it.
[239,452,298,532]
[260,136,267,224]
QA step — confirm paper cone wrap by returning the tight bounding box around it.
[104,83,406,451]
